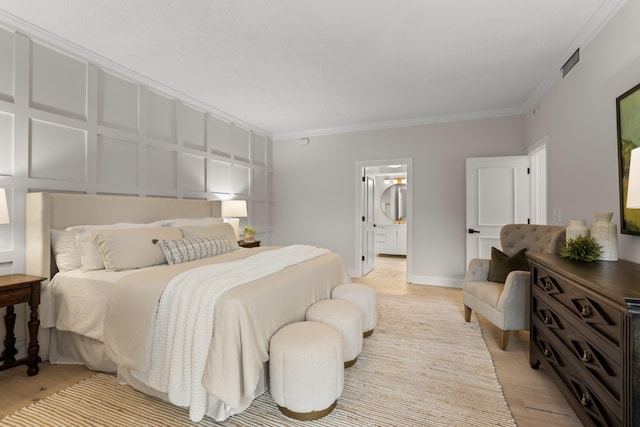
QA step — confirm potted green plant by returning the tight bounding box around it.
[560,235,603,262]
[243,225,257,242]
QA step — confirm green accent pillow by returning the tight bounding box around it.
[488,247,529,283]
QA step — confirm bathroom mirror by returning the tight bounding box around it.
[380,183,407,222]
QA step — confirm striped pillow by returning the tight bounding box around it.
[156,235,232,265]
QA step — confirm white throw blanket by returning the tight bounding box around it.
[133,244,329,422]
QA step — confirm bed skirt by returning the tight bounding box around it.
[48,328,116,373]
[117,363,269,421]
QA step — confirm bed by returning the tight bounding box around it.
[25,192,349,421]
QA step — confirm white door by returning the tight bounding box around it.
[362,176,376,275]
[465,156,529,268]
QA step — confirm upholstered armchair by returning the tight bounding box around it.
[463,224,566,350]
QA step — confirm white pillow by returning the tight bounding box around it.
[158,217,224,227]
[181,223,240,251]
[67,223,157,271]
[94,226,183,271]
[156,235,232,265]
[51,229,82,272]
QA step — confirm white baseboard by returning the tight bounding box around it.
[348,269,463,289]
[407,275,463,288]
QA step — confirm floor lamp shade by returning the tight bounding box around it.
[627,147,640,209]
[0,188,9,224]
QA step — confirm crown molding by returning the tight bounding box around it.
[523,0,628,113]
[0,11,273,139]
[273,106,526,141]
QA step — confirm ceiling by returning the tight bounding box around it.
[0,0,626,139]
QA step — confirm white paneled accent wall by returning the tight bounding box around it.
[0,26,273,358]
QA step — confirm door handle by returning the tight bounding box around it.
[468,229,480,234]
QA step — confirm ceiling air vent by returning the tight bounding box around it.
[561,48,580,78]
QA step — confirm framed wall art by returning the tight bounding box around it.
[616,81,640,235]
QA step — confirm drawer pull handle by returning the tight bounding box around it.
[580,393,590,407]
[543,346,551,357]
[580,304,592,317]
[542,279,553,291]
[581,350,592,363]
[543,314,552,324]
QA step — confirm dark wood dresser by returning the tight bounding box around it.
[528,253,640,427]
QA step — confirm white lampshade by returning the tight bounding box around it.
[221,200,247,218]
[0,188,9,224]
[627,147,640,209]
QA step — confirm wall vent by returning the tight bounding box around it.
[561,48,580,78]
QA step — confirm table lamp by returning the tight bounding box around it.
[0,188,9,225]
[627,147,640,209]
[221,200,247,241]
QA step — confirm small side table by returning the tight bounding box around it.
[0,274,45,376]
[238,240,261,248]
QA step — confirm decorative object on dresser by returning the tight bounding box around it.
[566,219,589,240]
[0,274,46,376]
[560,235,603,262]
[528,252,640,427]
[463,224,566,350]
[589,212,618,261]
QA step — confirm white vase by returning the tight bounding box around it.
[590,212,618,261]
[566,219,589,240]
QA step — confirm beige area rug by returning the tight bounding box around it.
[0,295,515,426]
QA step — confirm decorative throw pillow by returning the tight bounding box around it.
[180,223,240,251]
[51,229,82,271]
[488,247,529,283]
[67,222,158,271]
[94,226,182,271]
[155,235,232,265]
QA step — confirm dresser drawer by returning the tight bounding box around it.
[532,296,622,407]
[532,265,623,355]
[531,324,622,427]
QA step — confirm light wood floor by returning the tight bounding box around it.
[0,255,582,426]
[353,255,582,427]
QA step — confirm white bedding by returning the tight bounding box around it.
[41,245,349,422]
[109,245,330,421]
[40,267,154,341]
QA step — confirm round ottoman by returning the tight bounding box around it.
[269,321,344,421]
[331,283,378,337]
[306,299,363,368]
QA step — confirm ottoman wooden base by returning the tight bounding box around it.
[277,400,337,421]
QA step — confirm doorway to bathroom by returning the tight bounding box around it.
[355,158,412,282]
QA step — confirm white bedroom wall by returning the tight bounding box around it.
[524,0,640,263]
[0,27,273,358]
[272,115,526,284]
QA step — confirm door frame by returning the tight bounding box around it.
[528,137,548,225]
[354,157,413,280]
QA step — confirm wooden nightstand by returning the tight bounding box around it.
[0,274,45,376]
[238,240,261,248]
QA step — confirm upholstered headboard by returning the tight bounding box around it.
[25,192,222,284]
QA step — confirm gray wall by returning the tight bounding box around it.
[272,116,526,284]
[273,0,640,280]
[524,0,640,263]
[0,28,273,357]
[0,29,274,278]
